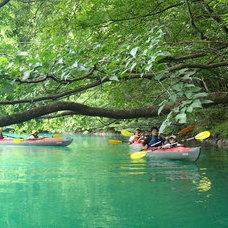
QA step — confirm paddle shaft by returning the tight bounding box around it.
[185,137,194,141]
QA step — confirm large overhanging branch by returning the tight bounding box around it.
[0,92,227,127]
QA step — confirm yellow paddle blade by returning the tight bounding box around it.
[108,139,122,144]
[130,151,148,159]
[52,134,62,138]
[121,130,133,136]
[177,126,195,135]
[13,138,24,143]
[195,131,210,140]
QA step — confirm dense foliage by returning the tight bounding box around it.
[0,0,227,133]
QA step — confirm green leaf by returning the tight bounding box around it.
[201,100,213,104]
[170,94,177,102]
[182,71,196,80]
[0,57,8,62]
[70,61,78,68]
[22,70,31,80]
[155,73,163,81]
[175,113,187,123]
[130,47,139,58]
[192,92,208,99]
[185,91,193,99]
[187,106,194,113]
[158,105,164,116]
[130,62,137,72]
[17,51,28,56]
[191,87,202,92]
[1,81,14,93]
[191,99,202,108]
[109,75,119,81]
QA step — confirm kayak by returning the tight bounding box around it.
[0,138,73,147]
[142,146,201,162]
[129,142,143,152]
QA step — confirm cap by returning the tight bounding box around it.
[169,135,177,139]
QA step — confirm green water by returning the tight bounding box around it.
[0,135,228,228]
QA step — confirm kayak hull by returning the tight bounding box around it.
[129,142,143,153]
[145,146,201,162]
[0,138,73,147]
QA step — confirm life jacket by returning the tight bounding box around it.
[132,134,143,143]
[149,135,163,146]
[165,143,181,148]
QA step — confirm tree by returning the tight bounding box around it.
[0,0,227,130]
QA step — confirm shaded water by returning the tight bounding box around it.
[0,135,227,227]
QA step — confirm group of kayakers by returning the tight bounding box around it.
[129,127,182,149]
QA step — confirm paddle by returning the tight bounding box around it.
[130,131,211,160]
[52,134,62,138]
[13,138,24,143]
[177,126,195,135]
[130,141,162,159]
[185,131,210,141]
[108,139,123,144]
[120,130,133,137]
[108,130,133,144]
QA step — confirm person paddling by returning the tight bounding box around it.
[28,130,45,139]
[128,128,144,144]
[142,127,164,149]
[161,135,182,148]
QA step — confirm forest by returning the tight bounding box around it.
[0,0,227,137]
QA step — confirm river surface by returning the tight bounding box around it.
[0,134,227,228]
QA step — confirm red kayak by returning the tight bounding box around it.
[0,138,73,146]
[144,146,201,161]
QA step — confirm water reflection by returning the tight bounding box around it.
[193,176,212,192]
[147,159,200,182]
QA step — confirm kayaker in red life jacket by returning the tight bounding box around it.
[161,135,182,148]
[142,127,164,149]
[128,128,144,144]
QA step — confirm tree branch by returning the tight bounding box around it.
[100,3,184,24]
[0,92,227,127]
[16,65,97,84]
[200,0,228,34]
[0,79,105,105]
[185,0,207,39]
[168,61,228,72]
[0,0,11,7]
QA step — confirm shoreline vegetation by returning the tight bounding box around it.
[5,128,227,147]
